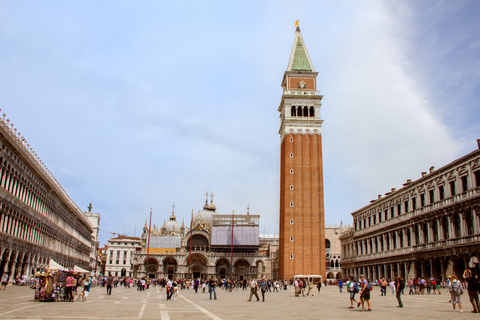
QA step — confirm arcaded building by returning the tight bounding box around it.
[340,140,480,281]
[278,25,326,280]
[0,113,95,281]
[131,196,269,280]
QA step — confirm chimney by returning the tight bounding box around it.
[422,172,427,177]
[477,139,480,149]
[407,179,411,183]
[378,195,382,199]
[429,166,435,173]
[391,188,396,192]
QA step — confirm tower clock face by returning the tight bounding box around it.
[298,80,306,89]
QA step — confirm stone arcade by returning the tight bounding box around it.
[0,114,96,282]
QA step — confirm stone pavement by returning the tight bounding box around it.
[0,284,477,320]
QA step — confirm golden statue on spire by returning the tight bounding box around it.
[295,20,299,28]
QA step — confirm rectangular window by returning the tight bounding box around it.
[390,207,394,218]
[439,185,445,200]
[378,213,382,223]
[373,215,376,225]
[404,201,409,213]
[429,189,434,204]
[364,218,367,228]
[475,171,480,188]
[450,181,456,196]
[397,204,401,216]
[412,198,416,210]
[116,260,119,265]
[420,194,425,207]
[384,210,388,221]
[461,176,468,192]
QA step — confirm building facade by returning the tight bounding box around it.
[131,196,269,280]
[340,140,480,281]
[0,112,95,281]
[104,236,142,277]
[278,25,326,280]
[325,224,350,280]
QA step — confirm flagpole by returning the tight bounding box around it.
[231,211,234,278]
[146,207,152,265]
[189,209,193,264]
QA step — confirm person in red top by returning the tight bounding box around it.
[65,271,75,302]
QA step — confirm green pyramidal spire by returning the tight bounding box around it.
[291,38,312,71]
[287,26,315,72]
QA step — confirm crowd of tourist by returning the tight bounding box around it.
[340,268,480,313]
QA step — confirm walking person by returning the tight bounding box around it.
[1,272,8,290]
[346,276,359,309]
[448,274,464,312]
[306,278,315,296]
[208,276,217,300]
[106,274,113,295]
[359,275,372,311]
[316,279,322,293]
[65,271,75,301]
[394,274,404,308]
[247,277,260,302]
[463,269,480,313]
[260,278,267,301]
[166,278,173,301]
[381,278,387,296]
[338,279,343,293]
[408,277,414,295]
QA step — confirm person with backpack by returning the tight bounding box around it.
[449,274,464,312]
[359,275,372,311]
[394,274,404,308]
[346,276,360,309]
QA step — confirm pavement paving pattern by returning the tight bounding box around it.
[0,284,476,319]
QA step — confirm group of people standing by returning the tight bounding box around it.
[342,268,480,313]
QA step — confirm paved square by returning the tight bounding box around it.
[0,285,476,319]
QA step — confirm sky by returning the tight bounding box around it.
[1,0,479,246]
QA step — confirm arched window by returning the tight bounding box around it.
[309,106,315,117]
[303,106,308,117]
[330,260,334,268]
[335,260,339,268]
[325,239,331,249]
[291,106,296,117]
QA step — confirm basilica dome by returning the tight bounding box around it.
[163,213,181,234]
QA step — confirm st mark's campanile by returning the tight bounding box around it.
[278,23,326,281]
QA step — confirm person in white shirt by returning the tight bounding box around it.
[247,277,260,301]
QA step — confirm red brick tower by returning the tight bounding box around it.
[278,24,325,281]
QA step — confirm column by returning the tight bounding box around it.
[449,214,455,239]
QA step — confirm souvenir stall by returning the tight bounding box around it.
[33,260,68,302]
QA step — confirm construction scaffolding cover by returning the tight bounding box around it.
[211,215,259,246]
[149,236,181,249]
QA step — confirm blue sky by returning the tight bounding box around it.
[1,0,479,246]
